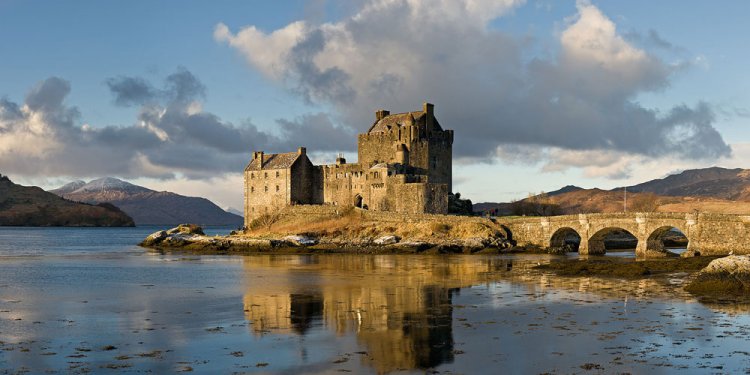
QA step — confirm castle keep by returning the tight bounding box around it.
[244,103,453,226]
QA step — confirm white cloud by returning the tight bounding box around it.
[216,0,729,166]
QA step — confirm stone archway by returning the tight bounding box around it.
[645,226,687,257]
[587,227,638,255]
[550,227,581,253]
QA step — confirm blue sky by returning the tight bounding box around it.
[1,0,748,209]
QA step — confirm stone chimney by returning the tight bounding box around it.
[297,147,306,156]
[423,102,434,117]
[423,102,435,130]
[375,109,390,121]
[254,151,265,167]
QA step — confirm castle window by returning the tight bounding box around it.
[276,185,279,192]
[251,186,255,193]
[276,171,280,177]
[250,173,254,179]
[264,186,268,192]
[264,172,268,178]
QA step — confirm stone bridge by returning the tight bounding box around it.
[498,212,750,257]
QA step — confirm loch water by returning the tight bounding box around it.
[1,227,750,374]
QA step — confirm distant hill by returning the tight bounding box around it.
[50,177,243,226]
[0,174,134,226]
[623,167,750,200]
[474,167,750,216]
[225,207,244,216]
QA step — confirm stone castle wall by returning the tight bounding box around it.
[244,168,293,227]
[244,103,453,222]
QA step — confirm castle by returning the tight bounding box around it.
[243,103,453,226]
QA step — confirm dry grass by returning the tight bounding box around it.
[657,200,750,214]
[245,208,498,241]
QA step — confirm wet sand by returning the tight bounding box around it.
[1,228,750,373]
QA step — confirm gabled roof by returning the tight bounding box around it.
[367,111,426,134]
[245,152,301,171]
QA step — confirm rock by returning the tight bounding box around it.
[374,235,400,245]
[141,230,168,246]
[700,255,750,274]
[685,255,750,294]
[547,246,568,255]
[282,235,318,246]
[167,224,205,236]
[680,249,701,258]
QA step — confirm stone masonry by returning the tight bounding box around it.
[500,212,750,257]
[244,103,453,227]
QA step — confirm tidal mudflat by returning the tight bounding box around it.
[1,228,750,374]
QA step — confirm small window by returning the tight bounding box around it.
[250,173,254,179]
[264,172,268,178]
[264,186,268,192]
[276,185,280,192]
[251,186,255,193]
[276,171,280,177]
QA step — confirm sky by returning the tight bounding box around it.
[1,0,749,210]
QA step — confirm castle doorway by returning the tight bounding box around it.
[354,194,363,208]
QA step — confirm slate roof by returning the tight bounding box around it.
[245,152,301,171]
[367,111,426,134]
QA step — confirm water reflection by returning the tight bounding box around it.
[241,255,511,373]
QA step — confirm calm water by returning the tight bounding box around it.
[1,228,749,374]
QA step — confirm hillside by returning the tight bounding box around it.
[0,174,134,226]
[50,178,243,226]
[624,167,750,200]
[475,167,750,216]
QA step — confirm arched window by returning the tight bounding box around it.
[251,186,255,193]
[276,185,280,192]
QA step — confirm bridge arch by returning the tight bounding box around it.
[550,227,581,253]
[587,227,638,255]
[645,226,688,255]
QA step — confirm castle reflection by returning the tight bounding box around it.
[240,254,713,373]
[241,255,510,373]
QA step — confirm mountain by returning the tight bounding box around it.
[0,174,134,226]
[225,207,244,216]
[50,177,244,226]
[474,167,750,216]
[547,185,584,196]
[623,167,750,200]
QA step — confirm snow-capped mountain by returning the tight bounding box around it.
[50,177,243,226]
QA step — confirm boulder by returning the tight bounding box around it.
[141,230,167,246]
[282,235,318,246]
[685,255,750,294]
[374,235,400,245]
[167,224,205,236]
[680,249,701,258]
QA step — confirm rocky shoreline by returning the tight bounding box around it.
[141,225,750,297]
[139,224,520,255]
